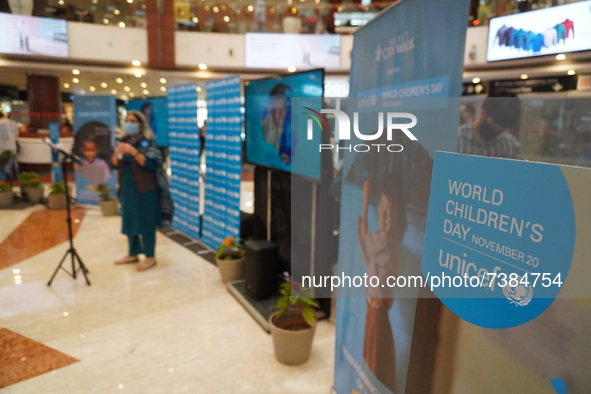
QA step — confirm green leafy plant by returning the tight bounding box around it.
[1,150,16,160]
[0,180,10,192]
[215,236,244,260]
[273,281,319,330]
[96,184,113,201]
[49,182,66,196]
[18,171,41,189]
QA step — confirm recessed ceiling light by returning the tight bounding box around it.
[89,86,96,92]
[127,0,133,3]
[197,86,202,92]
[223,16,230,22]
[198,63,207,70]
[520,74,528,80]
[118,22,125,28]
[160,86,167,92]
[131,60,141,67]
[113,9,120,15]
[143,89,150,95]
[102,18,108,24]
[72,77,79,83]
[116,77,123,84]
[287,66,296,73]
[100,82,108,88]
[140,82,147,88]
[159,78,167,84]
[567,69,576,75]
[72,69,80,75]
[124,86,131,92]
[556,54,566,60]
[110,89,117,94]
[192,17,198,23]
[63,83,70,88]
[472,77,480,84]
[134,71,143,78]
[129,92,135,97]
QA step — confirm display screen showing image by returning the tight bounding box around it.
[487,0,591,62]
[0,13,68,57]
[245,68,324,179]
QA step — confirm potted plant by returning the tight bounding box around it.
[18,171,43,204]
[48,182,67,209]
[0,180,13,207]
[97,184,118,216]
[215,236,245,283]
[269,281,319,365]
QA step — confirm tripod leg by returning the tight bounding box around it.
[48,249,69,286]
[73,249,91,286]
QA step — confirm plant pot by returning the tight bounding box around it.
[99,199,118,216]
[25,187,43,204]
[215,256,245,283]
[269,312,316,365]
[0,190,13,207]
[48,194,67,209]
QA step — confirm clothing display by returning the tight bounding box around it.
[493,18,575,54]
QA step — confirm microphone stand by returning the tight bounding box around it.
[43,138,90,286]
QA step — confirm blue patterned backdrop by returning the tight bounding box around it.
[167,84,201,240]
[202,76,242,250]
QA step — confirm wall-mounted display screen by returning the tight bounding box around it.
[245,33,340,70]
[487,0,591,62]
[245,68,324,180]
[0,13,68,57]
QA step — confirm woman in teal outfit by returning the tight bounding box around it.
[111,110,162,271]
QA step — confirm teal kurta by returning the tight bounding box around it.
[120,159,161,236]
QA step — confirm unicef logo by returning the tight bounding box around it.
[502,279,533,307]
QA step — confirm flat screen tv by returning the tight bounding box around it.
[245,68,324,180]
[487,0,591,62]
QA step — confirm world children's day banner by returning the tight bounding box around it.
[333,0,469,393]
[73,95,117,205]
[202,76,242,250]
[422,152,591,392]
[168,84,201,240]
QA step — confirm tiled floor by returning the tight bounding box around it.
[0,204,335,393]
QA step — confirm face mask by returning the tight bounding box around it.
[124,122,140,136]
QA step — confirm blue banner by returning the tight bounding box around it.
[72,95,117,205]
[334,1,470,394]
[127,97,169,147]
[168,84,201,240]
[202,76,242,250]
[49,122,61,183]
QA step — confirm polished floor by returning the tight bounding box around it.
[0,204,335,393]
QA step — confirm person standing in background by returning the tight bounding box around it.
[111,110,165,271]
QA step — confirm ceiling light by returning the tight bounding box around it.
[159,78,167,84]
[111,89,117,94]
[113,9,120,15]
[213,6,219,12]
[143,89,150,95]
[556,54,566,60]
[118,22,126,28]
[124,86,131,92]
[63,83,70,88]
[140,82,147,88]
[129,92,135,97]
[79,89,86,94]
[287,66,296,72]
[198,63,207,70]
[89,86,96,92]
[72,69,80,75]
[197,86,202,92]
[72,77,79,83]
[127,0,134,3]
[116,77,123,83]
[223,16,230,22]
[472,77,480,84]
[160,86,167,92]
[567,69,576,75]
[520,74,528,80]
[102,18,108,24]
[192,17,198,23]
[134,71,143,78]
[100,82,107,88]
[247,5,253,12]
[131,60,141,67]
